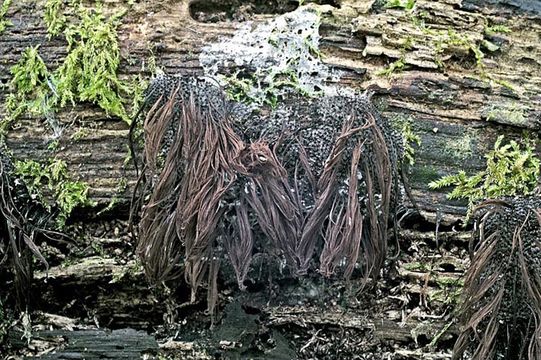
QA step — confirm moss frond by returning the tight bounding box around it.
[0,0,12,35]
[52,4,130,122]
[2,46,51,134]
[14,158,95,228]
[429,135,540,219]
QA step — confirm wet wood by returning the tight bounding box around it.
[266,306,457,344]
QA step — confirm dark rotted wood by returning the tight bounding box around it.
[265,306,457,344]
[32,257,168,330]
[30,226,466,332]
[16,328,159,359]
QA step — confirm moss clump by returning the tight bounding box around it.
[389,115,421,166]
[433,28,484,70]
[377,56,406,78]
[14,159,95,228]
[2,46,51,133]
[1,2,144,138]
[402,122,421,166]
[223,69,314,108]
[485,102,527,126]
[44,0,65,37]
[403,261,429,271]
[52,4,131,122]
[0,0,11,34]
[484,24,511,35]
[430,278,463,306]
[128,75,148,118]
[429,135,540,218]
[70,127,90,141]
[3,2,138,132]
[385,0,415,10]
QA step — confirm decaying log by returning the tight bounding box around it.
[0,0,540,359]
[0,0,539,221]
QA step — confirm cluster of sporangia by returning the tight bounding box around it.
[133,75,541,357]
[131,74,405,314]
[453,196,541,360]
[1,69,538,359]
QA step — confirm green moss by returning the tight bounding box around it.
[434,28,484,70]
[385,0,415,10]
[484,24,511,35]
[427,27,516,91]
[3,2,138,133]
[223,69,316,108]
[0,0,11,34]
[430,277,463,305]
[436,276,464,287]
[406,17,489,74]
[389,114,421,165]
[223,72,256,104]
[404,262,429,271]
[490,77,516,91]
[44,0,66,37]
[485,102,526,125]
[0,0,9,29]
[0,0,141,134]
[409,13,434,35]
[47,139,60,151]
[70,127,90,141]
[14,159,95,228]
[401,36,414,51]
[377,56,406,78]
[402,121,421,165]
[407,13,520,92]
[429,135,540,219]
[2,46,51,134]
[128,75,149,118]
[52,4,131,122]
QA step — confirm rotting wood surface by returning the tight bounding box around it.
[0,0,539,221]
[6,224,467,359]
[8,328,159,360]
[0,1,539,359]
